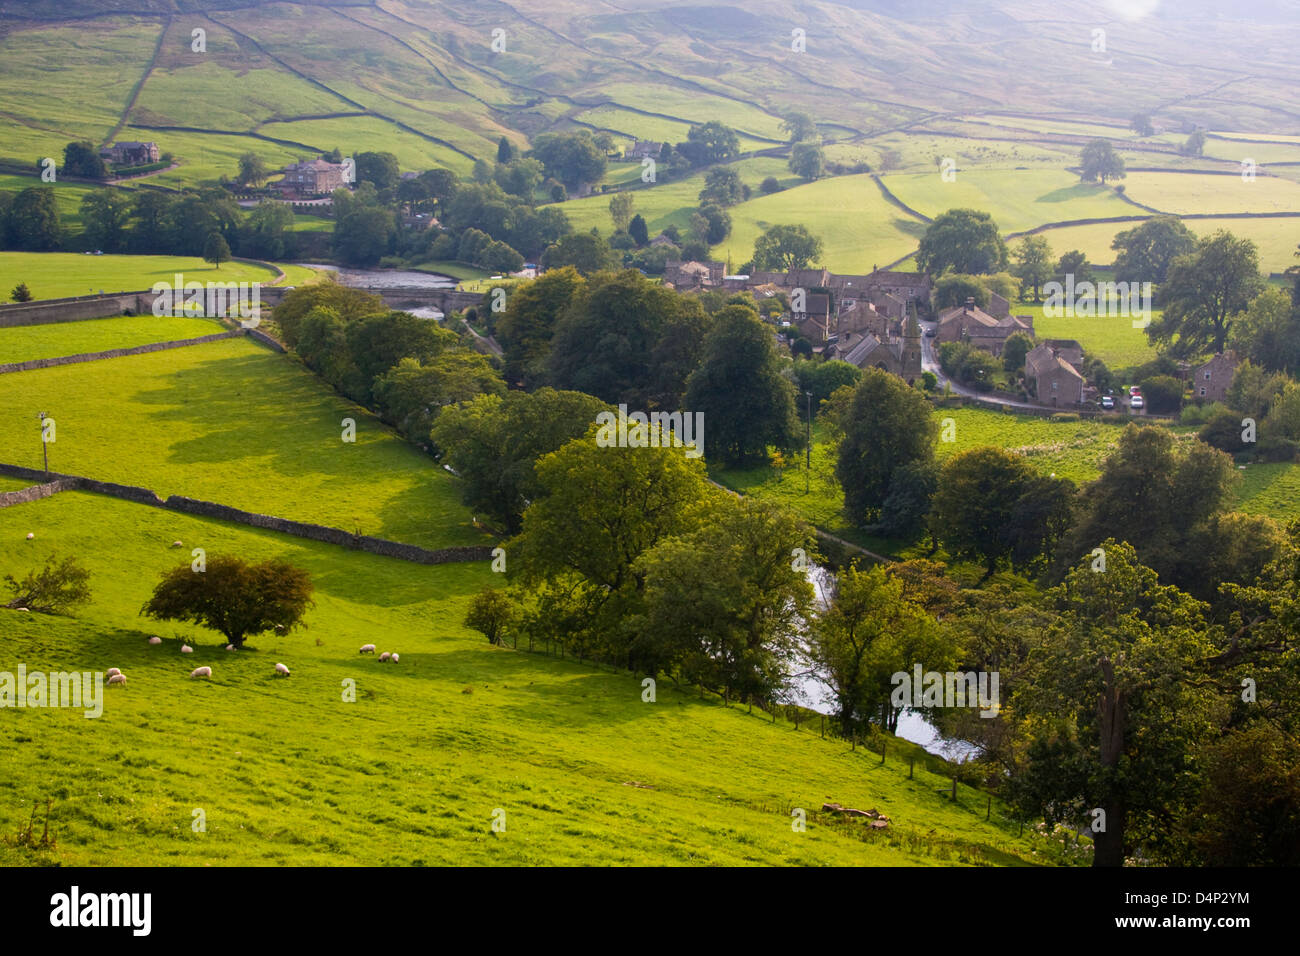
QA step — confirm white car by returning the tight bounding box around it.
[1130,395,1145,410]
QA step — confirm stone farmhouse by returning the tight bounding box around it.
[626,141,663,160]
[1193,351,1239,403]
[664,259,725,289]
[837,314,924,384]
[273,158,350,198]
[99,141,160,166]
[936,298,1034,356]
[1025,343,1085,406]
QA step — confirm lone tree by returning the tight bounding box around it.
[236,152,268,187]
[203,231,232,270]
[1080,139,1126,184]
[10,282,33,302]
[4,554,91,614]
[464,588,518,646]
[141,555,314,647]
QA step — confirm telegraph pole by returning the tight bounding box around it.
[37,411,48,475]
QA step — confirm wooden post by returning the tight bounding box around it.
[986,795,991,820]
[1019,818,1024,837]
[881,741,886,764]
[909,757,914,779]
[951,776,957,802]
[820,716,825,739]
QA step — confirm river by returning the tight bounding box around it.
[298,264,457,319]
[794,564,980,763]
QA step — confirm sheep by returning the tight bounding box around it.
[171,540,183,548]
[378,651,391,662]
[359,644,376,654]
[181,644,193,654]
[190,666,212,679]
[148,636,162,645]
[26,532,34,540]
[105,667,122,678]
[225,644,236,651]
[390,653,399,663]
[107,674,127,687]
[274,662,290,677]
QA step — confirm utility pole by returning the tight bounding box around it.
[37,411,48,475]
[805,390,812,494]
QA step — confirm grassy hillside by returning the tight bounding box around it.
[0,313,225,363]
[0,486,1045,866]
[0,253,285,300]
[0,334,487,549]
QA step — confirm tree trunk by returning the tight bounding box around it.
[1093,657,1128,868]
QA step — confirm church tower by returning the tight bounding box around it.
[903,311,922,382]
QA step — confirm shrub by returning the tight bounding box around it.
[1180,401,1231,427]
[1199,409,1248,454]
[3,554,91,615]
[759,176,781,194]
[1141,375,1185,415]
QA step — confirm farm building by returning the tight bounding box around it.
[1193,351,1239,402]
[1026,343,1085,406]
[274,158,350,198]
[936,298,1034,356]
[99,141,160,166]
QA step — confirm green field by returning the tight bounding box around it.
[0,253,283,301]
[0,314,225,363]
[559,157,797,238]
[1017,302,1159,368]
[1030,216,1300,274]
[1120,171,1300,216]
[723,174,926,273]
[0,488,1042,866]
[0,174,123,240]
[0,335,487,549]
[881,168,1131,233]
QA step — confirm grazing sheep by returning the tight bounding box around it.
[181,644,193,654]
[390,653,399,663]
[105,667,122,678]
[225,644,236,651]
[171,540,183,548]
[107,674,127,687]
[190,666,212,679]
[15,607,28,612]
[274,662,290,677]
[359,644,376,654]
[378,651,391,662]
[26,533,34,540]
[148,636,162,645]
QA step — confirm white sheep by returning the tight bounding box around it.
[171,540,183,548]
[225,644,236,651]
[105,667,122,678]
[190,666,211,679]
[390,653,399,663]
[26,532,34,540]
[107,674,127,687]
[274,662,290,677]
[378,651,391,662]
[148,636,162,645]
[181,644,193,654]
[359,643,376,654]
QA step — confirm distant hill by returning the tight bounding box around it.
[1,0,1297,178]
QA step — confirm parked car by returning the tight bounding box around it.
[924,327,937,337]
[1101,395,1115,410]
[1129,384,1142,397]
[1130,395,1145,410]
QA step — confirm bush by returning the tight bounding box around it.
[1180,401,1231,427]
[759,176,781,194]
[3,554,91,614]
[1199,409,1248,454]
[1255,436,1300,463]
[1141,374,1185,415]
[921,370,938,391]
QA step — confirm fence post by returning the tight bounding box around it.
[881,741,886,764]
[908,757,914,779]
[986,795,991,820]
[951,776,957,802]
